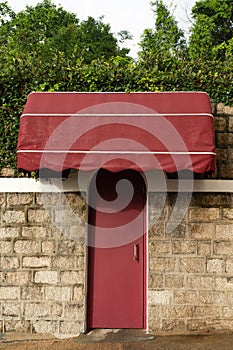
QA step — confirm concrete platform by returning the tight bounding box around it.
[1,330,233,349]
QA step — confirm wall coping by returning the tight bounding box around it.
[0,177,232,193]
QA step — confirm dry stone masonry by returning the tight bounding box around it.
[0,193,86,336]
[148,192,233,334]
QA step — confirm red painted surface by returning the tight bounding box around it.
[87,170,146,329]
[17,92,216,173]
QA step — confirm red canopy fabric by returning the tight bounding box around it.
[17,92,216,173]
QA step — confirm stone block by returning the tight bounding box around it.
[149,241,172,256]
[167,193,191,213]
[227,292,233,304]
[6,271,30,285]
[70,192,86,207]
[165,222,187,239]
[59,321,81,335]
[148,305,162,332]
[214,116,227,131]
[217,133,233,147]
[0,241,12,254]
[3,210,25,224]
[60,271,85,285]
[230,117,233,130]
[223,307,233,318]
[70,225,86,244]
[14,240,40,254]
[36,193,65,206]
[3,302,21,317]
[4,320,31,333]
[21,286,43,301]
[186,276,213,289]
[187,319,228,333]
[149,193,167,212]
[0,287,20,300]
[174,291,198,305]
[34,271,58,284]
[193,306,221,318]
[54,210,85,231]
[64,303,85,319]
[149,257,177,273]
[189,223,214,240]
[23,257,50,268]
[42,241,56,254]
[54,209,72,224]
[172,241,197,255]
[149,273,164,289]
[148,291,172,305]
[165,274,184,289]
[0,227,19,239]
[52,256,75,270]
[216,277,233,290]
[73,286,84,302]
[229,148,233,161]
[28,209,50,223]
[0,193,5,205]
[7,193,33,207]
[76,256,85,271]
[223,209,233,220]
[32,320,58,334]
[189,208,220,222]
[199,291,225,304]
[22,226,47,238]
[221,163,233,179]
[196,194,231,207]
[216,148,228,161]
[214,241,233,255]
[207,259,224,273]
[216,224,233,239]
[57,241,84,255]
[0,168,14,177]
[179,258,205,273]
[162,305,193,318]
[226,259,233,273]
[44,286,72,301]
[161,319,187,333]
[217,103,233,115]
[148,218,165,240]
[50,303,63,318]
[25,303,62,319]
[197,241,212,256]
[1,257,19,269]
[216,103,226,115]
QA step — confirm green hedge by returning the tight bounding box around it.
[1,54,233,173]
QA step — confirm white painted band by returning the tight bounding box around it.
[20,113,214,118]
[17,150,216,156]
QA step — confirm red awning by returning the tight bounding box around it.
[17,92,216,173]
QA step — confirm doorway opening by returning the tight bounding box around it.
[87,169,147,330]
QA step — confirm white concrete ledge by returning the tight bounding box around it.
[0,178,232,193]
[166,180,233,193]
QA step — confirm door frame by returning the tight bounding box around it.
[85,170,148,331]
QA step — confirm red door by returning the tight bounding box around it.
[87,169,146,329]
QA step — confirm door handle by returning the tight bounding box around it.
[133,244,138,261]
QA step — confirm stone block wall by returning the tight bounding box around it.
[148,192,233,334]
[0,193,86,337]
[214,103,233,179]
[0,190,232,336]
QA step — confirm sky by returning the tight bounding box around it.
[6,0,197,57]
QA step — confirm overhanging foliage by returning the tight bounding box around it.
[0,0,233,172]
